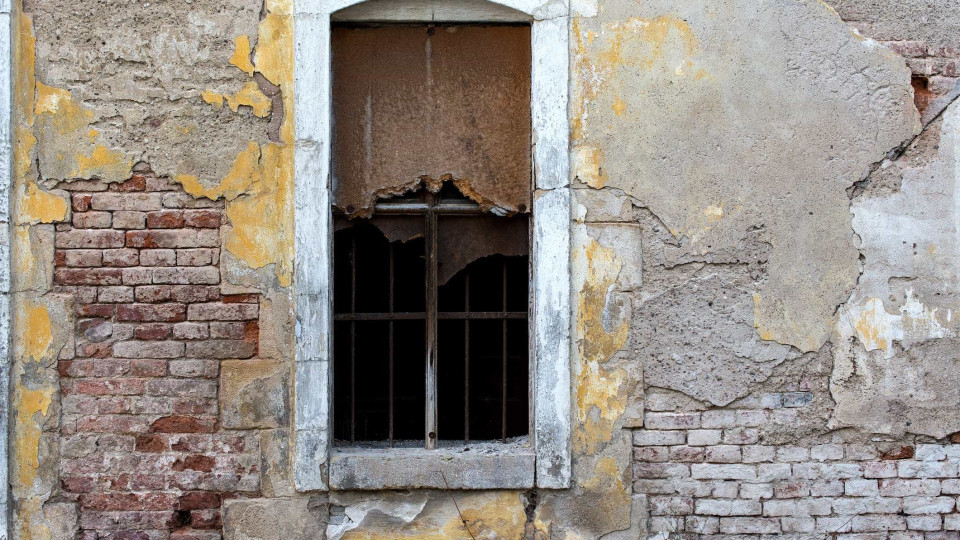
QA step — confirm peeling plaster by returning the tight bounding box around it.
[831,101,960,438]
[573,0,918,353]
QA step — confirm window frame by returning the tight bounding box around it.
[293,0,571,491]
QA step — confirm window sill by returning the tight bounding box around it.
[328,441,535,490]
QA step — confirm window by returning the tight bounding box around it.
[292,0,571,491]
[330,24,532,449]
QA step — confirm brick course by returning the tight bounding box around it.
[637,393,960,538]
[54,174,261,538]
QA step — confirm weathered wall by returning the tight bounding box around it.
[8,0,960,537]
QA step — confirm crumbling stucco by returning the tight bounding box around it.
[832,101,960,438]
[573,0,918,355]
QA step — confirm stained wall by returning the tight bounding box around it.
[7,0,960,537]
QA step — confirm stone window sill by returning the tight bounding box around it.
[328,441,535,490]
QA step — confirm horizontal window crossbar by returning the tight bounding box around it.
[334,311,527,321]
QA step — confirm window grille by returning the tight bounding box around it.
[333,186,529,448]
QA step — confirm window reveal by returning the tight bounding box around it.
[333,187,530,447]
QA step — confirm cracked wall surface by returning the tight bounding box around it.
[8,0,960,537]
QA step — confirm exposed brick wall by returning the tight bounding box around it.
[883,42,958,115]
[53,174,261,539]
[635,394,960,537]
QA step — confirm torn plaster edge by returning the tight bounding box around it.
[293,0,571,491]
[0,1,10,537]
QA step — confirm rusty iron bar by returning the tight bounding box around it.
[501,259,508,443]
[388,242,395,446]
[334,312,526,321]
[464,274,470,444]
[350,234,357,444]
[425,192,439,449]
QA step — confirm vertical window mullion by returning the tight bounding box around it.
[388,242,395,446]
[425,195,439,449]
[464,273,470,445]
[350,234,357,444]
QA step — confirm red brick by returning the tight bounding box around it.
[153,267,220,285]
[184,340,256,359]
[63,249,103,267]
[172,455,216,472]
[173,322,209,340]
[187,303,258,321]
[147,210,185,229]
[196,229,220,247]
[135,434,168,453]
[178,491,222,510]
[91,192,163,211]
[145,379,217,399]
[62,475,95,493]
[76,415,150,433]
[189,508,222,529]
[170,286,220,303]
[98,286,134,303]
[55,268,123,286]
[80,493,142,511]
[134,323,173,340]
[208,322,245,340]
[127,229,198,248]
[77,342,113,358]
[112,210,147,229]
[67,378,145,396]
[54,250,66,267]
[116,303,187,322]
[110,175,147,192]
[149,416,216,434]
[73,193,93,212]
[103,248,139,267]
[176,248,214,266]
[56,229,125,249]
[183,210,223,228]
[54,285,98,303]
[881,445,915,460]
[73,211,113,229]
[113,340,184,359]
[122,267,153,285]
[140,249,177,266]
[135,285,172,303]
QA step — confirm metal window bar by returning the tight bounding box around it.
[335,193,527,448]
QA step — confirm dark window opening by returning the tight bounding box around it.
[333,187,529,447]
[330,23,532,449]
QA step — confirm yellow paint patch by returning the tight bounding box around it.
[177,1,295,285]
[843,291,948,358]
[612,96,626,116]
[201,89,225,108]
[224,143,294,286]
[17,300,53,362]
[574,239,630,455]
[72,144,133,181]
[176,141,261,201]
[34,82,94,135]
[18,183,68,225]
[229,35,255,75]
[225,81,272,117]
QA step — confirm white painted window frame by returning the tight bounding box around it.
[1,0,12,532]
[293,0,570,491]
